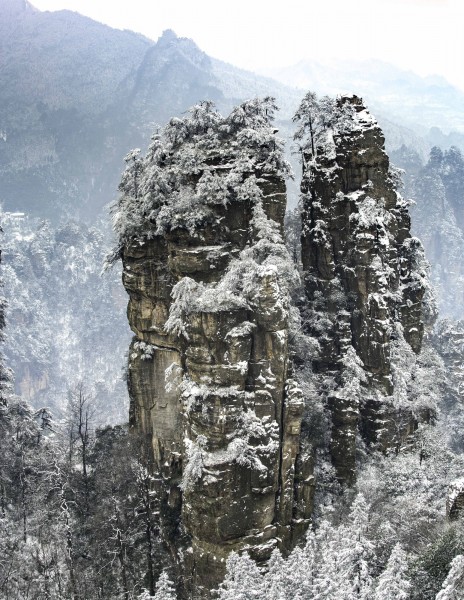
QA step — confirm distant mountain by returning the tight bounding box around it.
[259,58,464,136]
[0,2,302,221]
[0,0,151,219]
[1,0,464,418]
[0,1,436,221]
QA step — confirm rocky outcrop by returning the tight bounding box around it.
[116,95,433,595]
[300,95,430,484]
[117,100,313,597]
[408,147,464,319]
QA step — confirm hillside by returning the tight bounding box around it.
[0,2,301,221]
[2,3,464,599]
[0,1,438,222]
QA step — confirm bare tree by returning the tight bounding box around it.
[67,382,95,515]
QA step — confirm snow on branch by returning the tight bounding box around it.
[111,98,291,249]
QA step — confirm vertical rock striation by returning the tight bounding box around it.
[299,95,431,484]
[114,100,312,597]
[114,94,435,596]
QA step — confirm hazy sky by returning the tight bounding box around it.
[31,0,464,91]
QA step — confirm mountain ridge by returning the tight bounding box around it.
[259,58,464,134]
[1,2,458,221]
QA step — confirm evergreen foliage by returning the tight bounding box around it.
[1,215,130,423]
[373,544,411,600]
[293,91,356,161]
[436,555,464,600]
[0,396,167,599]
[112,98,290,248]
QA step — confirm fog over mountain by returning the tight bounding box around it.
[260,58,464,136]
[0,0,463,415]
[3,0,463,223]
[0,0,301,222]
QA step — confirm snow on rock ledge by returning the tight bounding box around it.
[299,94,433,484]
[115,100,312,598]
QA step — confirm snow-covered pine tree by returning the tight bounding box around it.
[153,570,177,600]
[293,90,354,160]
[216,552,265,600]
[436,555,464,600]
[112,97,291,249]
[373,543,411,600]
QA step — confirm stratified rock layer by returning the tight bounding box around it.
[300,95,428,483]
[119,95,432,596]
[120,112,312,595]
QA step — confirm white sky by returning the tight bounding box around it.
[30,0,464,91]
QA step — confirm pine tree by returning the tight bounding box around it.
[293,91,355,162]
[293,91,335,159]
[153,570,176,600]
[311,519,345,599]
[271,535,317,600]
[217,552,265,599]
[436,555,464,600]
[373,543,411,600]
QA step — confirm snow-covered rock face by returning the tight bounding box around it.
[116,100,312,598]
[116,95,436,596]
[300,95,432,484]
[447,478,464,520]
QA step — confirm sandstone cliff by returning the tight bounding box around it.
[115,99,312,597]
[297,94,433,485]
[114,94,433,597]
